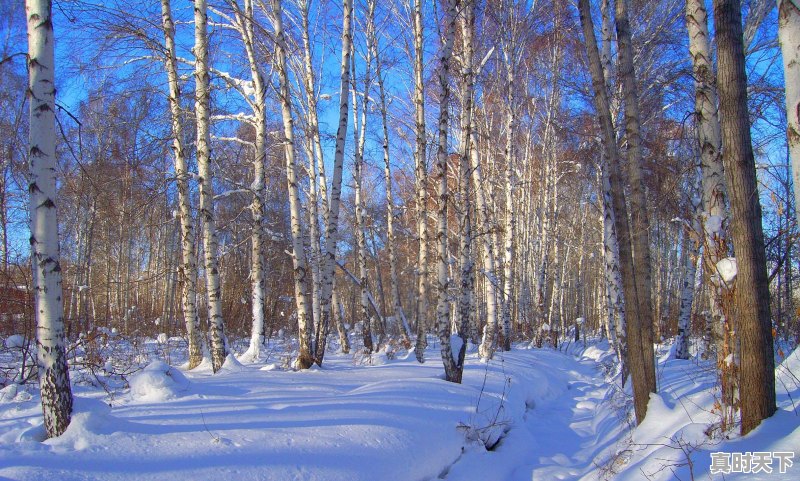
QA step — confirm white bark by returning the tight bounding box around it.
[271,0,314,368]
[675,224,700,360]
[228,0,268,363]
[315,0,353,364]
[437,0,462,384]
[351,20,375,353]
[161,0,203,369]
[27,0,73,438]
[194,0,228,373]
[500,52,515,352]
[473,132,500,360]
[778,1,800,231]
[412,0,430,362]
[599,156,627,373]
[298,0,325,333]
[686,0,729,356]
[456,0,475,362]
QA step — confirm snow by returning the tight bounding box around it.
[4,335,25,349]
[705,214,724,235]
[127,361,190,402]
[450,334,464,360]
[0,341,797,480]
[716,257,738,284]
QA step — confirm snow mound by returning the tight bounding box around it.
[0,384,32,403]
[221,353,244,371]
[129,361,190,402]
[46,398,115,450]
[4,335,25,348]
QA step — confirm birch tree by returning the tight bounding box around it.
[270,0,314,368]
[685,0,729,361]
[412,0,430,362]
[27,0,73,438]
[224,0,269,363]
[351,11,375,353]
[194,0,228,373]
[456,0,476,362]
[436,0,465,384]
[315,0,353,365]
[579,0,653,423]
[160,0,204,369]
[297,0,326,333]
[778,1,800,230]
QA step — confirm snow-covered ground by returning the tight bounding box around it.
[0,339,798,480]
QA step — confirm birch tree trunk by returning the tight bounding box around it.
[228,0,268,362]
[194,0,228,373]
[351,29,374,354]
[675,228,700,360]
[501,51,516,352]
[456,0,476,362]
[686,0,729,361]
[160,0,204,369]
[299,0,325,332]
[599,156,627,376]
[615,0,657,398]
[271,0,314,369]
[412,0,430,362]
[27,0,73,438]
[473,127,500,360]
[315,0,353,365]
[778,1,800,230]
[579,0,652,423]
[371,0,412,346]
[437,0,464,384]
[332,279,350,353]
[712,0,777,436]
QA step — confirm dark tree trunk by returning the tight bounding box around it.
[712,0,776,436]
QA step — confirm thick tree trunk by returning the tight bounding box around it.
[161,0,203,369]
[27,0,73,438]
[271,0,314,369]
[615,0,657,398]
[456,0,475,364]
[579,0,652,423]
[686,0,729,362]
[412,0,430,363]
[194,0,228,373]
[712,0,776,435]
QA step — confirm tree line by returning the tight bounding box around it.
[2,0,798,439]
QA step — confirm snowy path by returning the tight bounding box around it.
[446,346,624,481]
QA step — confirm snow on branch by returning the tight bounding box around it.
[213,136,255,148]
[211,113,256,125]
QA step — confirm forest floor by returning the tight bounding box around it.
[0,337,798,480]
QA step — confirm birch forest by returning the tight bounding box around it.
[2,0,800,478]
